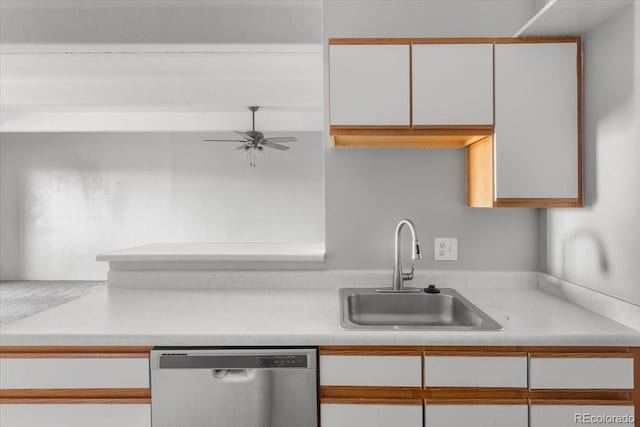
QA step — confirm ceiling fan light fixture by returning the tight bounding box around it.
[203,105,299,167]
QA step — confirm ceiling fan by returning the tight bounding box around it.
[204,106,298,167]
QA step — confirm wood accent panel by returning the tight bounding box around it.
[576,37,583,207]
[329,38,414,45]
[424,350,527,357]
[494,198,581,208]
[0,352,149,359]
[321,386,422,400]
[424,387,527,400]
[529,352,634,358]
[329,37,581,45]
[0,398,150,404]
[529,399,635,406]
[0,388,150,399]
[409,43,413,127]
[321,346,634,354]
[467,136,494,207]
[529,390,633,401]
[321,397,422,405]
[330,126,493,148]
[320,347,423,356]
[634,350,640,426]
[0,347,151,355]
[425,398,527,405]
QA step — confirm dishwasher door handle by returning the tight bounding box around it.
[212,368,257,382]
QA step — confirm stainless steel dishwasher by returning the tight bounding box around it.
[150,348,318,427]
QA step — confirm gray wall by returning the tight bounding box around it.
[323,0,540,270]
[544,3,640,305]
[0,133,324,280]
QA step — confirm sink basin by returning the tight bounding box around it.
[339,288,502,331]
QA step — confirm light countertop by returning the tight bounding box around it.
[1,286,638,347]
[96,242,326,263]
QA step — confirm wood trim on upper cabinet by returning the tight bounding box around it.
[409,43,413,127]
[494,198,581,208]
[576,37,584,207]
[329,37,581,45]
[329,38,414,45]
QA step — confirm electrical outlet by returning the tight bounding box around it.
[434,238,458,261]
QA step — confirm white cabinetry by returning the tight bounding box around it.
[412,43,493,125]
[0,357,149,389]
[423,355,527,388]
[530,405,635,427]
[321,403,422,427]
[320,355,422,387]
[0,404,151,427]
[530,356,634,389]
[494,42,579,199]
[424,404,528,427]
[329,44,410,126]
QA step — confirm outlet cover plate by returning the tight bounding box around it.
[434,238,458,261]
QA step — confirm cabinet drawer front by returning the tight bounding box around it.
[412,43,493,125]
[530,405,635,427]
[530,357,634,389]
[424,404,528,427]
[0,404,150,427]
[329,44,410,126]
[0,358,150,389]
[424,356,527,387]
[321,403,422,427]
[320,355,421,386]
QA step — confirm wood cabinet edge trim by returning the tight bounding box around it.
[329,37,581,45]
[0,397,151,404]
[0,388,151,399]
[321,397,422,405]
[0,352,150,359]
[529,399,635,406]
[0,346,152,354]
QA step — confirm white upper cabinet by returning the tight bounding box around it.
[329,44,410,126]
[494,42,579,199]
[412,43,493,126]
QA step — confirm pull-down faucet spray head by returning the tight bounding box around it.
[413,240,422,260]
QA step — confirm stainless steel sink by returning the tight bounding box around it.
[339,288,502,331]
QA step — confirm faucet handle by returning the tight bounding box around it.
[402,264,415,281]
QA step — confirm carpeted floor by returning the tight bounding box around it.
[0,281,106,326]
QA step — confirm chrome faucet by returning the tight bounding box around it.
[391,219,422,292]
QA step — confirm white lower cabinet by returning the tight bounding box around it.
[424,404,528,427]
[0,404,151,427]
[321,403,422,427]
[530,405,635,427]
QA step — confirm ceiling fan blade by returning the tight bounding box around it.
[262,141,290,151]
[235,144,250,150]
[234,130,253,140]
[263,137,298,143]
[204,139,246,142]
